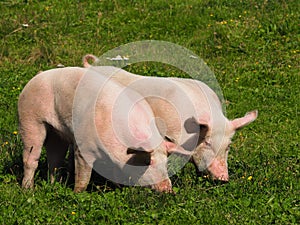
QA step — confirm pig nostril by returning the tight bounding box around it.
[211,175,229,183]
[219,176,229,183]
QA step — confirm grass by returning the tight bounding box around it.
[0,0,299,224]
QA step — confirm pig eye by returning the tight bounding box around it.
[205,141,212,147]
[226,145,231,152]
[164,135,176,143]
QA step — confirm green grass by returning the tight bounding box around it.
[0,0,299,224]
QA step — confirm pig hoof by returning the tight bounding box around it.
[74,187,86,193]
[22,180,34,189]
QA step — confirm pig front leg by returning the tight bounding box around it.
[74,146,93,193]
[21,121,47,189]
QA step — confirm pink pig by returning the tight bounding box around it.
[83,54,258,181]
[18,67,191,193]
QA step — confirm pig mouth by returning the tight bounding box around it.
[207,169,229,183]
[150,178,174,193]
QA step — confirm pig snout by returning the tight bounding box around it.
[151,178,174,193]
[207,159,229,182]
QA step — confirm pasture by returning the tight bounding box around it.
[0,0,299,224]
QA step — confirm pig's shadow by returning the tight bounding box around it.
[88,148,151,192]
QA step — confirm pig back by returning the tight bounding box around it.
[18,67,86,138]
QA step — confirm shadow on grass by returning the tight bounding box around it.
[0,129,229,194]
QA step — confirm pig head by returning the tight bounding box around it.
[187,110,258,181]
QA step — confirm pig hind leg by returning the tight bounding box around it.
[20,120,47,189]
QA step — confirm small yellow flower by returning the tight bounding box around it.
[71,211,76,215]
[2,142,9,147]
[247,176,253,181]
[13,131,18,135]
[288,65,291,68]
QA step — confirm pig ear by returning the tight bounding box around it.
[184,117,200,134]
[82,54,98,68]
[198,112,211,127]
[185,116,210,133]
[184,116,209,143]
[127,147,152,166]
[164,141,193,156]
[231,110,258,130]
[197,113,210,140]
